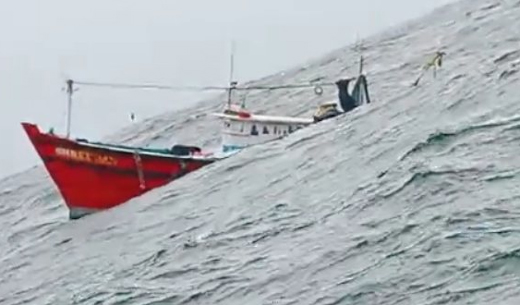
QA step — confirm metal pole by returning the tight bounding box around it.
[66,79,73,138]
[227,40,235,107]
[358,39,364,75]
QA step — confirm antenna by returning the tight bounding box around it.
[229,40,235,85]
[227,40,237,108]
[356,35,364,75]
[65,79,74,138]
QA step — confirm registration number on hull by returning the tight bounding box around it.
[55,147,118,166]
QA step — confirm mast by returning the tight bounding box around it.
[359,50,364,75]
[65,79,74,138]
[357,36,364,75]
[227,40,236,108]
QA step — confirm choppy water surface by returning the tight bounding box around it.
[3,0,520,304]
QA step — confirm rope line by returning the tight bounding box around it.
[69,79,341,92]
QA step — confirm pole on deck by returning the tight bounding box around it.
[65,79,74,138]
[227,40,236,107]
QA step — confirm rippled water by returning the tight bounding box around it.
[3,0,520,304]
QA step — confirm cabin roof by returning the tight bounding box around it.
[212,113,313,125]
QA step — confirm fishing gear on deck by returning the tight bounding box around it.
[412,51,446,87]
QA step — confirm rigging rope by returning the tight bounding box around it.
[71,79,339,92]
[73,80,227,91]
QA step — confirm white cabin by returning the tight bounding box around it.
[212,105,313,152]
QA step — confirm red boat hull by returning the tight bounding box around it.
[22,122,216,219]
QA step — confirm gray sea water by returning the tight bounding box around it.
[3,0,520,304]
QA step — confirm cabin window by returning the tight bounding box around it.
[288,125,293,133]
[263,126,269,134]
[274,126,278,134]
[251,124,259,136]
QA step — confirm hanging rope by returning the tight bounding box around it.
[133,150,146,190]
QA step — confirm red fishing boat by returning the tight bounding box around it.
[22,80,219,219]
[22,122,218,219]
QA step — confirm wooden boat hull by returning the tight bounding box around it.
[22,122,216,219]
